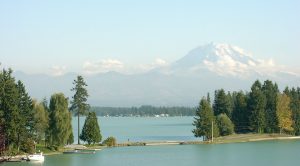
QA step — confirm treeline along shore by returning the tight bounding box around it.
[90,106,195,117]
[193,80,300,141]
[0,67,104,159]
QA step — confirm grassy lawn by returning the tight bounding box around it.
[35,144,62,155]
[213,133,293,144]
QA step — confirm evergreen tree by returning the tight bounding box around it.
[0,70,5,153]
[0,69,35,152]
[70,76,90,144]
[232,91,250,133]
[193,98,219,141]
[262,80,279,133]
[16,80,34,152]
[80,112,101,145]
[276,94,293,134]
[0,69,20,150]
[48,93,72,146]
[213,89,232,118]
[216,113,234,136]
[248,80,266,133]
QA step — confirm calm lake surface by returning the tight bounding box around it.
[73,116,198,143]
[3,141,300,166]
[3,117,300,166]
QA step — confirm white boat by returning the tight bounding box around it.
[27,152,45,162]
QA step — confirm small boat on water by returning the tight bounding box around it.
[27,152,44,162]
[63,150,79,154]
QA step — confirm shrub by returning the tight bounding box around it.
[217,113,235,136]
[102,137,117,147]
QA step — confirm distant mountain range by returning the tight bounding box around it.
[13,43,300,107]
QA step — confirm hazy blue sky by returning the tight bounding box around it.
[0,0,299,75]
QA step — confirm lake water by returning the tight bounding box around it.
[3,140,300,166]
[2,117,300,166]
[73,116,198,143]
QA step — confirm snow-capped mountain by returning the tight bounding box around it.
[174,43,256,68]
[12,43,300,107]
[169,43,291,78]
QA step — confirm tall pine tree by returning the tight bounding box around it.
[16,80,34,152]
[193,98,219,141]
[232,91,250,133]
[262,80,279,133]
[213,89,232,118]
[248,80,266,133]
[0,69,20,150]
[70,76,90,144]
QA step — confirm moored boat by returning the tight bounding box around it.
[27,152,44,162]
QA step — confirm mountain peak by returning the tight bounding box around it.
[173,43,255,69]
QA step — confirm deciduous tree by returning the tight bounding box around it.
[276,94,293,134]
[216,113,234,136]
[48,93,72,146]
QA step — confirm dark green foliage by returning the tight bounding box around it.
[70,75,90,144]
[213,89,233,118]
[193,98,219,141]
[90,106,195,117]
[70,76,90,116]
[102,137,117,147]
[48,93,72,146]
[232,91,250,133]
[248,80,266,133]
[0,69,35,153]
[0,69,19,149]
[262,80,279,133]
[216,113,234,136]
[15,81,35,152]
[80,112,102,145]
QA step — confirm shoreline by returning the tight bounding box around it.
[1,134,300,162]
[116,134,300,147]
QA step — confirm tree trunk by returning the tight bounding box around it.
[78,113,80,144]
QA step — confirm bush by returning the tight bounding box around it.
[102,137,117,147]
[20,138,35,154]
[217,113,235,136]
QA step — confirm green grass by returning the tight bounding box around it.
[213,133,293,144]
[35,144,62,155]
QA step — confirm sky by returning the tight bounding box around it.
[0,0,299,76]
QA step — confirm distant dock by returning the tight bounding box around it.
[145,141,183,146]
